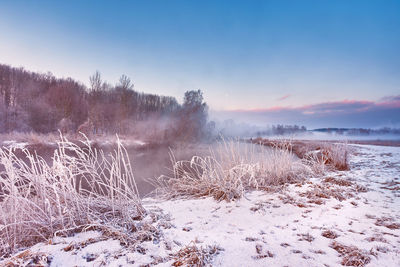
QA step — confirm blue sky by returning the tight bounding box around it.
[1,0,399,127]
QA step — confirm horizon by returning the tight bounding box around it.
[1,0,400,128]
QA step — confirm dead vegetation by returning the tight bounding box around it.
[324,177,353,187]
[330,241,371,266]
[252,243,274,259]
[310,249,326,254]
[156,140,312,201]
[380,180,400,191]
[0,134,145,257]
[375,217,400,230]
[297,176,369,207]
[171,242,222,266]
[277,193,309,208]
[297,233,315,242]
[365,234,387,243]
[299,183,352,203]
[1,250,51,267]
[251,138,350,171]
[322,230,339,239]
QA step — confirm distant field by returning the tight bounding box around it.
[346,140,400,147]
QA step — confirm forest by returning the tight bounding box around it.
[0,64,211,141]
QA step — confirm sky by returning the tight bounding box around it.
[0,0,399,128]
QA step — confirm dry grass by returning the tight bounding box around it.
[299,183,352,203]
[0,134,145,257]
[297,233,315,242]
[303,143,349,171]
[324,177,353,187]
[1,250,51,266]
[330,241,371,266]
[156,140,312,201]
[252,138,350,172]
[375,217,400,230]
[171,242,222,266]
[322,230,339,239]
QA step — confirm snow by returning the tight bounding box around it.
[84,138,146,147]
[132,140,146,146]
[2,144,400,266]
[2,140,28,149]
[119,139,146,147]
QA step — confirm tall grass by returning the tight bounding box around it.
[293,142,349,172]
[156,140,312,201]
[252,138,350,172]
[0,134,144,256]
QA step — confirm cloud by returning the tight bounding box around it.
[377,95,400,109]
[277,94,291,101]
[298,100,374,115]
[211,96,400,128]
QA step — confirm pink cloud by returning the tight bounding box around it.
[213,96,400,128]
[224,97,399,116]
[277,94,291,101]
[377,95,400,109]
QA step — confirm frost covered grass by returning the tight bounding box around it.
[156,140,312,201]
[1,143,399,266]
[172,242,223,266]
[0,134,145,257]
[303,142,349,172]
[253,138,350,172]
[330,241,371,266]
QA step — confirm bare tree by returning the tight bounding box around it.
[118,74,133,91]
[89,71,102,92]
[0,64,212,139]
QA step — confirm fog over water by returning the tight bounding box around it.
[261,131,400,141]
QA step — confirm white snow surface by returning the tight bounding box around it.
[2,140,28,149]
[2,144,400,266]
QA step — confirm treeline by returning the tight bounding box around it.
[214,120,307,138]
[313,127,400,135]
[254,124,307,136]
[0,64,211,141]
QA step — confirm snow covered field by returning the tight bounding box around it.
[2,144,400,266]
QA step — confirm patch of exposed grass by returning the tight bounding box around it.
[322,230,339,239]
[297,233,315,242]
[330,241,371,266]
[299,183,352,203]
[375,217,400,230]
[171,242,222,266]
[324,177,353,187]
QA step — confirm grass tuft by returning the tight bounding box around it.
[172,242,222,266]
[330,241,371,266]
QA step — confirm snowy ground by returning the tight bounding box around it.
[2,144,400,266]
[1,140,28,150]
